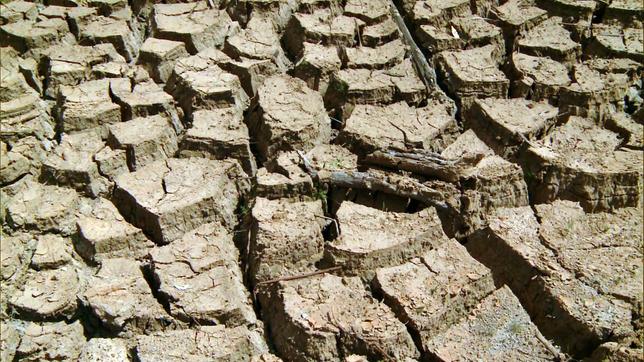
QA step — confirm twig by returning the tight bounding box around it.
[535,332,563,361]
[314,214,340,236]
[255,266,342,287]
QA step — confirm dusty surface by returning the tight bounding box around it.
[1,0,642,361]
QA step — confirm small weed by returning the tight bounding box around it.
[326,157,345,170]
[509,321,524,334]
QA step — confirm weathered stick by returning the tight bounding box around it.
[363,150,483,182]
[388,0,457,115]
[321,170,451,211]
[255,266,343,286]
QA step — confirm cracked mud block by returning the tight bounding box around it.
[606,112,643,149]
[81,258,175,335]
[517,17,581,64]
[41,43,126,99]
[152,2,234,54]
[522,116,642,211]
[603,0,644,28]
[180,108,256,175]
[16,321,86,362]
[79,338,129,362]
[7,136,54,182]
[339,101,458,155]
[31,234,73,270]
[468,203,641,356]
[229,0,298,29]
[490,0,547,39]
[0,141,31,186]
[441,130,529,235]
[135,325,269,361]
[56,79,121,136]
[76,198,154,263]
[0,18,71,55]
[9,266,81,320]
[587,342,643,362]
[587,25,644,63]
[327,202,450,277]
[110,79,179,124]
[165,50,249,116]
[509,52,571,102]
[107,114,178,171]
[249,197,325,285]
[94,146,129,181]
[424,286,560,361]
[283,9,360,57]
[138,38,189,83]
[290,42,341,95]
[248,74,331,161]
[0,1,38,25]
[255,167,315,200]
[149,222,257,327]
[419,15,504,55]
[41,131,110,197]
[466,98,559,158]
[536,0,595,22]
[344,0,389,24]
[0,233,33,283]
[361,17,399,46]
[559,63,635,121]
[225,16,290,71]
[79,15,141,61]
[325,59,426,114]
[114,157,248,244]
[1,321,21,362]
[343,39,406,70]
[5,180,80,235]
[256,151,314,199]
[408,0,472,28]
[0,93,54,142]
[373,238,495,354]
[437,45,508,108]
[262,274,420,361]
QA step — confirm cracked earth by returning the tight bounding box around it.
[0,0,642,361]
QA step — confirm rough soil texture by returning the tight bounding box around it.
[0,0,642,361]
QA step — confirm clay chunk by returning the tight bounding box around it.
[41,131,109,197]
[180,108,256,176]
[248,74,331,162]
[468,203,641,356]
[339,101,458,154]
[149,223,257,327]
[107,114,178,171]
[263,274,420,361]
[522,116,642,211]
[249,197,325,285]
[56,79,121,137]
[466,98,559,158]
[152,3,234,54]
[9,266,80,320]
[114,158,248,244]
[138,37,189,83]
[165,50,249,116]
[81,258,174,336]
[76,198,154,263]
[374,238,496,353]
[135,325,269,362]
[5,180,80,235]
[424,286,560,361]
[16,321,86,362]
[327,202,450,276]
[437,45,508,107]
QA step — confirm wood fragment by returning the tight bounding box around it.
[255,266,343,287]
